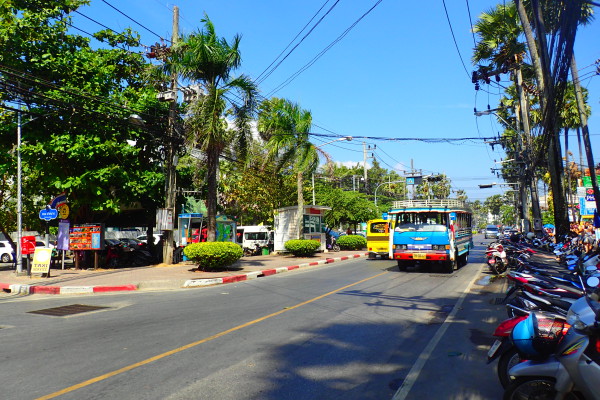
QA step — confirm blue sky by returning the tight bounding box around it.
[71,0,600,202]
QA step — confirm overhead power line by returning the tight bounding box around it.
[255,0,340,84]
[266,0,385,97]
[100,0,168,43]
[441,0,470,79]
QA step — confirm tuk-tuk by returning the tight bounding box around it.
[366,218,393,259]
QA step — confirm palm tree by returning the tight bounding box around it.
[167,14,257,241]
[257,98,319,239]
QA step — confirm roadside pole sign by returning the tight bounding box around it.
[39,208,58,221]
[21,236,36,255]
[31,248,52,275]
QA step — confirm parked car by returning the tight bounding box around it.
[136,234,162,245]
[484,225,500,239]
[119,238,144,249]
[0,240,15,263]
[35,241,55,249]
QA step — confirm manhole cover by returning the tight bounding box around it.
[28,304,109,317]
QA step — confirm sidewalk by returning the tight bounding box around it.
[0,251,369,295]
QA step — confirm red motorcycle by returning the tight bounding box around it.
[485,242,508,274]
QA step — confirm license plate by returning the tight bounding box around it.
[413,253,426,260]
[487,339,502,358]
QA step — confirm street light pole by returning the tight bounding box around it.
[312,136,352,204]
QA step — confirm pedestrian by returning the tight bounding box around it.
[346,227,352,235]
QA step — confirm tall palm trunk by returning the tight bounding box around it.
[206,149,219,242]
[296,170,304,240]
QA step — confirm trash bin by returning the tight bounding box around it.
[261,247,270,256]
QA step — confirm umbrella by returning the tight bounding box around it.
[543,224,555,229]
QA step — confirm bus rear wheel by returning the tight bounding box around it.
[458,252,469,268]
[444,258,456,273]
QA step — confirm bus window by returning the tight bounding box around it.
[370,222,388,233]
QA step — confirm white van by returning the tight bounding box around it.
[236,226,272,250]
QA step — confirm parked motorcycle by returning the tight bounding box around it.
[243,242,262,257]
[487,314,528,388]
[503,276,600,399]
[326,236,340,252]
[486,242,508,274]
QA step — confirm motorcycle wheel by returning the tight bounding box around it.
[332,244,340,252]
[491,257,507,274]
[503,377,556,400]
[497,346,523,389]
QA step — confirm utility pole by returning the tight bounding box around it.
[163,6,179,265]
[571,56,600,214]
[363,142,368,192]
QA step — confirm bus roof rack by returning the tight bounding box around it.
[391,199,467,209]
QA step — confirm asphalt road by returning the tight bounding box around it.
[0,237,507,399]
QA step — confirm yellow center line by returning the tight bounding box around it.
[37,271,389,399]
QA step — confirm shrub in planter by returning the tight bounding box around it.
[337,235,367,250]
[183,242,243,270]
[284,239,321,256]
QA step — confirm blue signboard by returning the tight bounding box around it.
[39,208,58,221]
[406,177,415,185]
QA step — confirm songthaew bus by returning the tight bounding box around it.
[388,199,473,273]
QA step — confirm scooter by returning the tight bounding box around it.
[326,236,340,252]
[486,242,508,274]
[504,276,600,399]
[487,314,528,388]
[243,242,262,257]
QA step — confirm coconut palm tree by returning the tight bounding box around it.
[257,97,319,239]
[166,14,257,241]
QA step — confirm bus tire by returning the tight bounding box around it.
[397,260,407,271]
[458,251,469,268]
[444,258,455,273]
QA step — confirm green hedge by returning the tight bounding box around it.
[183,242,243,270]
[284,239,321,256]
[337,235,367,250]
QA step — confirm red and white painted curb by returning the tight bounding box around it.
[183,253,368,288]
[0,282,137,295]
[0,253,368,295]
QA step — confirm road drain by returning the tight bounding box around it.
[28,304,109,317]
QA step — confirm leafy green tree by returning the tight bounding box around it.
[257,97,318,239]
[0,0,166,233]
[166,14,258,241]
[219,146,296,225]
[320,188,378,230]
[500,204,517,226]
[484,194,504,221]
[415,175,451,200]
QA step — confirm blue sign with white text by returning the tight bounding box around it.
[39,208,58,221]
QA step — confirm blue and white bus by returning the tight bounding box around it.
[388,199,473,273]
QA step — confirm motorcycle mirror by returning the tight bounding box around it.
[586,276,600,288]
